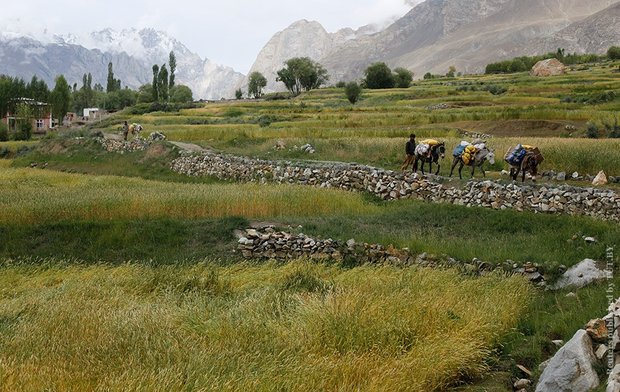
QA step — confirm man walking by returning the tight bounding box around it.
[401,133,416,171]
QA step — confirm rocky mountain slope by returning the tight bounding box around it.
[249,0,620,86]
[0,28,244,99]
[241,20,379,93]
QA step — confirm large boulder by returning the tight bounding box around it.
[536,329,599,392]
[530,58,567,77]
[593,170,608,186]
[550,259,607,290]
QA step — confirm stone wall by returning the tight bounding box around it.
[236,227,548,286]
[171,151,620,222]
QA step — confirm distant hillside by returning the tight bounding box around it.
[248,0,620,87]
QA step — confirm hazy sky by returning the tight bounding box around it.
[0,0,421,73]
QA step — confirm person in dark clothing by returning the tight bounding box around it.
[400,133,417,171]
[122,121,129,141]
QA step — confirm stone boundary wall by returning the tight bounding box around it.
[171,151,620,222]
[236,227,547,286]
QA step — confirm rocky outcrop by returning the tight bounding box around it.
[535,330,600,392]
[530,59,568,77]
[551,259,608,290]
[537,297,620,392]
[171,150,620,222]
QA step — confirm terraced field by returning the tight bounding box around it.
[1,63,619,391]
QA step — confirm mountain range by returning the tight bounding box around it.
[0,28,244,100]
[1,0,619,99]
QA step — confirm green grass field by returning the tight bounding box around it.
[1,63,619,390]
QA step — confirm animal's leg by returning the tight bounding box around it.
[449,158,458,177]
[435,161,440,175]
[479,164,486,178]
[471,165,475,178]
[458,162,464,180]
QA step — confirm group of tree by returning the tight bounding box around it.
[139,51,193,105]
[363,63,413,89]
[485,47,618,74]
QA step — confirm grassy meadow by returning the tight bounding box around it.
[1,62,619,390]
[0,261,531,391]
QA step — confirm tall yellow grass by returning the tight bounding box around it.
[0,167,376,225]
[0,261,531,391]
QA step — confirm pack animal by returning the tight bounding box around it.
[449,143,495,179]
[413,141,446,175]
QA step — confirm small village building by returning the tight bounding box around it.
[83,108,100,120]
[2,98,53,134]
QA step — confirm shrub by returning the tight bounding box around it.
[483,85,508,95]
[335,81,346,88]
[0,122,8,141]
[235,89,243,100]
[393,68,413,88]
[585,122,599,138]
[608,46,620,60]
[13,122,32,141]
[256,115,273,128]
[344,82,362,104]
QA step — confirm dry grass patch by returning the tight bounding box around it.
[0,261,531,391]
[0,167,376,225]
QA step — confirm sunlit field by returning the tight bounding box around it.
[0,261,530,391]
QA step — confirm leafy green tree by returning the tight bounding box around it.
[14,103,33,140]
[170,85,193,103]
[138,84,155,103]
[608,46,620,60]
[393,68,413,88]
[248,71,267,98]
[276,57,329,96]
[106,62,116,93]
[152,65,160,102]
[158,65,169,102]
[446,66,456,78]
[50,75,71,124]
[169,51,177,89]
[344,82,362,104]
[235,89,243,100]
[364,62,394,89]
[26,75,49,102]
[423,72,434,80]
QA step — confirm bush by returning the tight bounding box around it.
[364,62,395,89]
[393,68,413,88]
[0,122,8,142]
[344,82,362,104]
[235,89,243,100]
[608,46,620,60]
[586,122,599,138]
[335,81,346,88]
[483,85,508,95]
[256,115,273,128]
[13,122,32,141]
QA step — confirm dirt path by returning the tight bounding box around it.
[169,141,210,153]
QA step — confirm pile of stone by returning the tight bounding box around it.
[298,144,316,154]
[171,151,620,222]
[426,103,451,110]
[536,299,620,392]
[458,129,493,140]
[237,228,411,265]
[97,132,167,153]
[97,137,150,153]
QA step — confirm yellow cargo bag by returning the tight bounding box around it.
[465,145,477,154]
[462,152,471,165]
[421,139,439,146]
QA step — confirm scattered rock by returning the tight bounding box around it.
[535,330,599,392]
[552,340,564,347]
[584,237,597,244]
[551,259,607,290]
[556,172,566,181]
[514,379,531,389]
[517,364,532,377]
[593,170,608,186]
[595,344,608,360]
[585,319,608,343]
[148,131,166,141]
[572,172,579,179]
